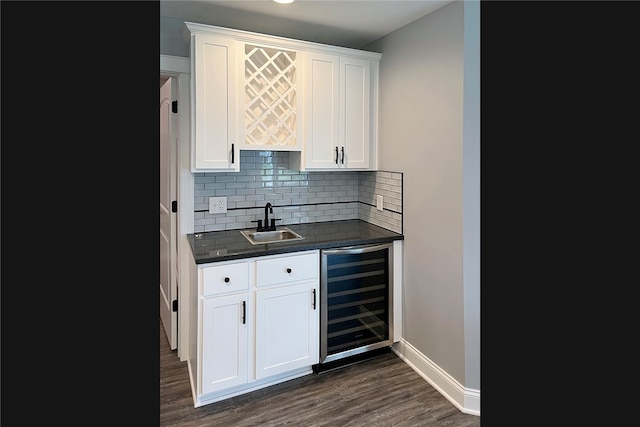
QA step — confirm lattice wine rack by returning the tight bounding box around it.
[244,44,298,147]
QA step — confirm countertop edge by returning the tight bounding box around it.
[194,235,403,264]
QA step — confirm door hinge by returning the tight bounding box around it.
[172,299,178,312]
[171,200,177,212]
[172,100,178,113]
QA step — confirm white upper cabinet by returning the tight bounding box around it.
[186,22,380,172]
[190,32,239,171]
[304,54,375,170]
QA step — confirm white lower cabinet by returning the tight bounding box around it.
[255,281,318,379]
[194,250,319,407]
[201,293,248,394]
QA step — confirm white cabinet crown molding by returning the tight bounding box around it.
[185,21,382,61]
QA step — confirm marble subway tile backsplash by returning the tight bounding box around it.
[194,151,403,234]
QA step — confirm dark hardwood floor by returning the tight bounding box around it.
[160,320,480,426]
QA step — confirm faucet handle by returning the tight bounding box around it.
[251,219,263,231]
[269,218,281,230]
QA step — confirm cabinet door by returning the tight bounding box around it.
[255,282,319,379]
[193,34,239,171]
[304,52,340,169]
[201,293,248,394]
[340,57,371,169]
[304,54,372,170]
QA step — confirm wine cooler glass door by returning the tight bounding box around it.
[320,243,393,364]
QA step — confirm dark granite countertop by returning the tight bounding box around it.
[188,219,404,264]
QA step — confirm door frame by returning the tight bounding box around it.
[161,54,193,361]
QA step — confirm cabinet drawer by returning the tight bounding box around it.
[202,262,249,296]
[256,252,318,287]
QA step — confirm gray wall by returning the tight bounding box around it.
[161,15,190,57]
[364,0,480,390]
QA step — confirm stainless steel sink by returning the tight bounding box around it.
[240,227,305,245]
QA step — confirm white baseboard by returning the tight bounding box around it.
[392,339,480,416]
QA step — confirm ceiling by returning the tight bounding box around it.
[160,0,454,49]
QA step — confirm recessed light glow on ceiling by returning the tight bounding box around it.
[273,0,295,4]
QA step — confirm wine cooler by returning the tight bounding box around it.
[319,243,394,365]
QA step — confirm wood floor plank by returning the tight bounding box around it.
[160,320,479,426]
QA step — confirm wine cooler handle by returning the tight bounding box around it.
[322,242,393,255]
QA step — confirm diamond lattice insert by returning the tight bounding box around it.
[244,44,297,146]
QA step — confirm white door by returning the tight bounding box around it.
[160,77,178,350]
